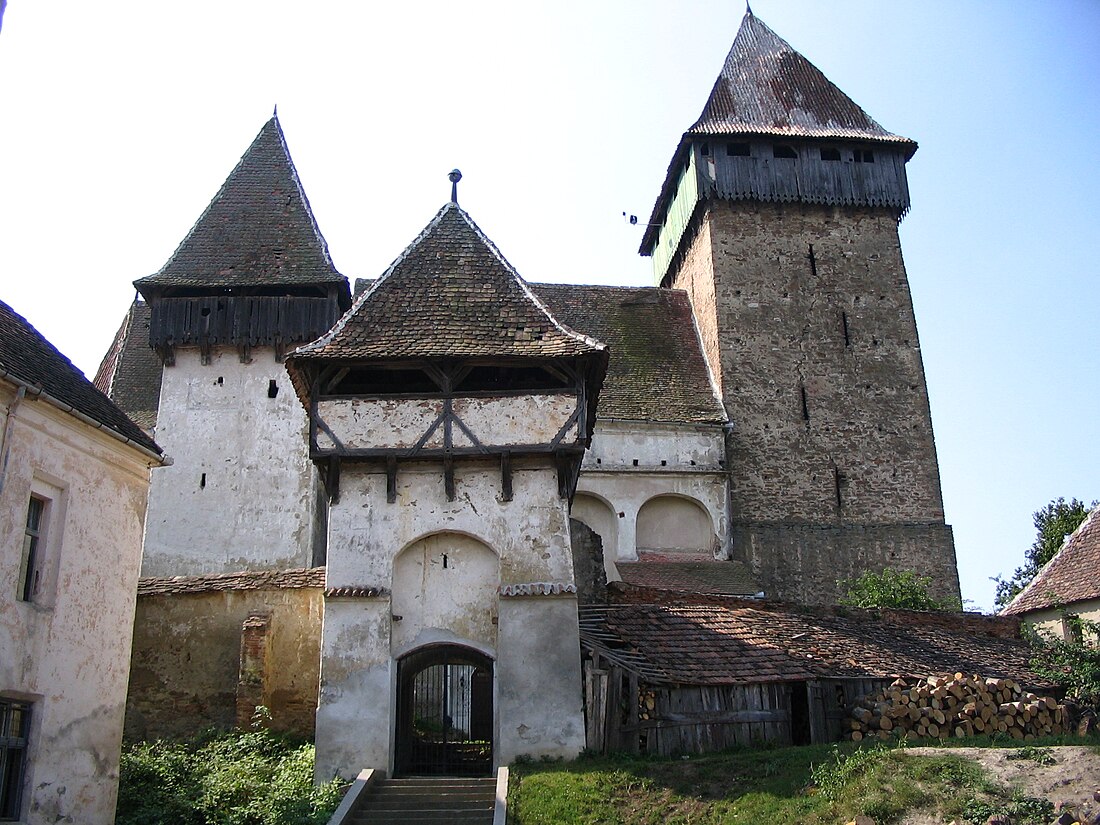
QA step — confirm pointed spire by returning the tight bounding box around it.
[291,203,605,363]
[135,117,345,295]
[689,12,914,152]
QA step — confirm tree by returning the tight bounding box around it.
[993,497,1096,610]
[839,569,960,611]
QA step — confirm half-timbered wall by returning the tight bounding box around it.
[314,394,576,452]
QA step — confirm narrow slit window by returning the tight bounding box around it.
[841,311,851,347]
[800,384,810,422]
[200,473,207,489]
[268,379,279,398]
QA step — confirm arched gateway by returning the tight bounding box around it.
[395,645,493,777]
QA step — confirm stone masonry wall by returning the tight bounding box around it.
[670,200,958,602]
[734,522,959,606]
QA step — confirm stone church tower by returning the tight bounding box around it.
[639,10,960,603]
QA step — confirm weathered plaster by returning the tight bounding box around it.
[1018,600,1100,643]
[126,586,322,741]
[142,347,321,576]
[316,460,584,779]
[575,421,728,562]
[0,385,153,825]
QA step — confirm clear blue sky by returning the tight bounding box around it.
[1,1,1096,611]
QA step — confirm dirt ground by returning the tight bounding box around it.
[898,746,1100,824]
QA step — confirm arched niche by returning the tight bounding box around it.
[572,493,619,560]
[635,494,715,556]
[391,533,499,654]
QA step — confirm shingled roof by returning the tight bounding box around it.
[690,10,915,150]
[532,284,724,424]
[94,300,162,432]
[641,10,916,255]
[134,116,346,294]
[290,203,606,363]
[1002,506,1100,616]
[0,299,161,455]
[582,600,1042,687]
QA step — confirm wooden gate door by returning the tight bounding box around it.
[395,645,493,776]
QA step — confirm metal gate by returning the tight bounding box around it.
[395,645,493,776]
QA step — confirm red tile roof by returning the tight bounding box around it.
[582,599,1042,687]
[616,555,758,596]
[94,300,162,432]
[1002,506,1100,615]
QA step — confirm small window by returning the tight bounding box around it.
[820,147,841,161]
[700,142,710,157]
[727,142,751,157]
[854,149,875,163]
[773,144,798,159]
[19,498,46,602]
[0,700,31,820]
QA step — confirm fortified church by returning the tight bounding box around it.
[96,11,962,778]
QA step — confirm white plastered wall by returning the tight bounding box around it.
[574,420,728,561]
[0,384,154,825]
[142,347,320,576]
[315,460,585,780]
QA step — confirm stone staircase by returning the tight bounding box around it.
[346,776,498,824]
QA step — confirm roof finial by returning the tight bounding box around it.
[448,169,463,204]
[745,1,753,15]
[273,103,279,119]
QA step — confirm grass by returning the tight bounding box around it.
[507,735,1096,825]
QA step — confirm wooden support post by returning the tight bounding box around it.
[500,452,513,502]
[386,456,397,504]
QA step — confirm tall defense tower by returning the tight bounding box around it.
[640,11,959,604]
[134,116,351,576]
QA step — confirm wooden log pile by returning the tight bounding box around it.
[848,673,1069,742]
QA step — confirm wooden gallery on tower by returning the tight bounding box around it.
[95,11,1024,780]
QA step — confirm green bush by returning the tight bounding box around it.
[116,729,344,825]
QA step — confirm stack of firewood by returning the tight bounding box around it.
[638,687,657,722]
[848,673,1068,742]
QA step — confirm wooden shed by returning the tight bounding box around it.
[579,594,1041,756]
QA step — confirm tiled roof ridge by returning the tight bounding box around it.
[1001,504,1100,615]
[293,202,606,358]
[137,566,326,596]
[138,115,342,287]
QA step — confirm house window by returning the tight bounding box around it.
[820,147,841,161]
[772,144,798,159]
[727,142,751,157]
[19,498,46,602]
[0,700,31,821]
[854,149,875,163]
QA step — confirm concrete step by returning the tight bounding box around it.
[349,776,496,825]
